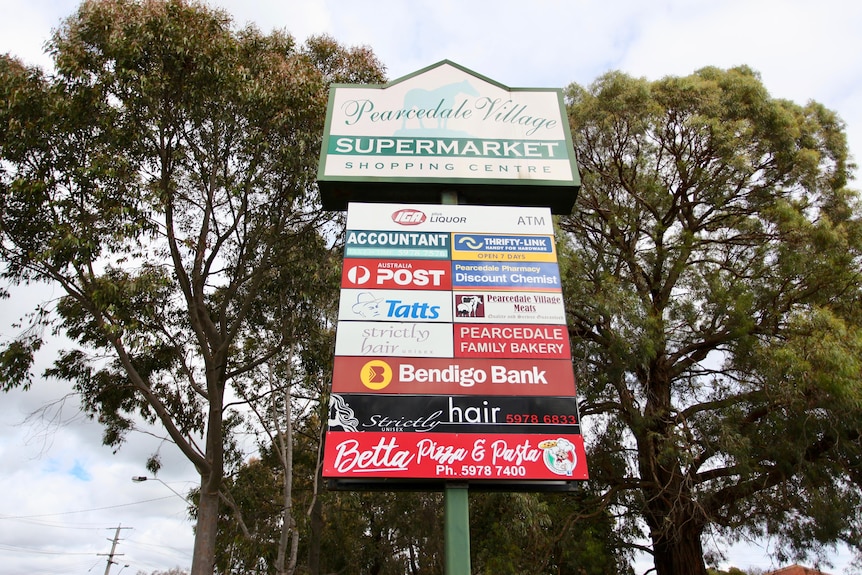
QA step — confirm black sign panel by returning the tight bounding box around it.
[328,393,580,434]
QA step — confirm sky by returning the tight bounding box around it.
[1,0,862,574]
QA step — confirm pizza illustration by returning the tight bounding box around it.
[540,438,577,476]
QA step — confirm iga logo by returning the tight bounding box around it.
[392,209,426,225]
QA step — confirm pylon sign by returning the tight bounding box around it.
[323,202,589,484]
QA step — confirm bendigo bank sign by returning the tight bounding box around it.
[323,202,589,483]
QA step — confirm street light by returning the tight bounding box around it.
[131,476,192,503]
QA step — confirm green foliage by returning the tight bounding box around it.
[0,1,385,574]
[470,491,632,575]
[707,569,750,575]
[562,66,862,574]
[215,444,632,575]
[0,334,42,391]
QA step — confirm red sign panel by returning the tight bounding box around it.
[333,356,576,396]
[342,258,451,290]
[454,324,570,359]
[323,432,588,480]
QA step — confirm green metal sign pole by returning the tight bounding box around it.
[444,483,471,575]
[441,190,471,575]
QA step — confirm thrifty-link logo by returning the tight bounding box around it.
[345,230,450,259]
[455,234,553,253]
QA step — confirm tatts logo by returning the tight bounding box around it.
[360,360,393,390]
[392,209,426,225]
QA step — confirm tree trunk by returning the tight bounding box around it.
[191,486,220,575]
[307,493,323,575]
[307,397,329,575]
[651,526,707,575]
[276,380,296,575]
[638,361,708,575]
[190,383,224,575]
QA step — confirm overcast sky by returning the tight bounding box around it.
[2,1,861,574]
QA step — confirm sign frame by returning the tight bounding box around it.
[317,60,580,214]
[325,202,588,490]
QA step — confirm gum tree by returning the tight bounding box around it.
[0,1,383,574]
[561,67,862,575]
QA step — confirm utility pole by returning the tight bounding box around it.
[99,524,131,575]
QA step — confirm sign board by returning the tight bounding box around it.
[325,432,586,480]
[323,202,589,487]
[332,356,577,396]
[317,61,580,214]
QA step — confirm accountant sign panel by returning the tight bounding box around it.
[323,203,589,484]
[317,61,580,214]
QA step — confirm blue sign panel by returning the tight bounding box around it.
[345,230,450,259]
[452,261,561,291]
[454,234,554,254]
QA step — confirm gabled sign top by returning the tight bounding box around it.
[344,59,542,94]
[317,60,580,214]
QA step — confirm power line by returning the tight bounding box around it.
[0,543,95,556]
[0,516,110,529]
[124,538,192,559]
[0,495,175,519]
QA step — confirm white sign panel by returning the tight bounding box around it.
[339,289,453,323]
[453,291,566,324]
[346,202,554,234]
[334,321,455,358]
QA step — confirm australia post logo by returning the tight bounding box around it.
[342,258,451,290]
[392,209,426,225]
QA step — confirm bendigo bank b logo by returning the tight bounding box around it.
[360,359,393,391]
